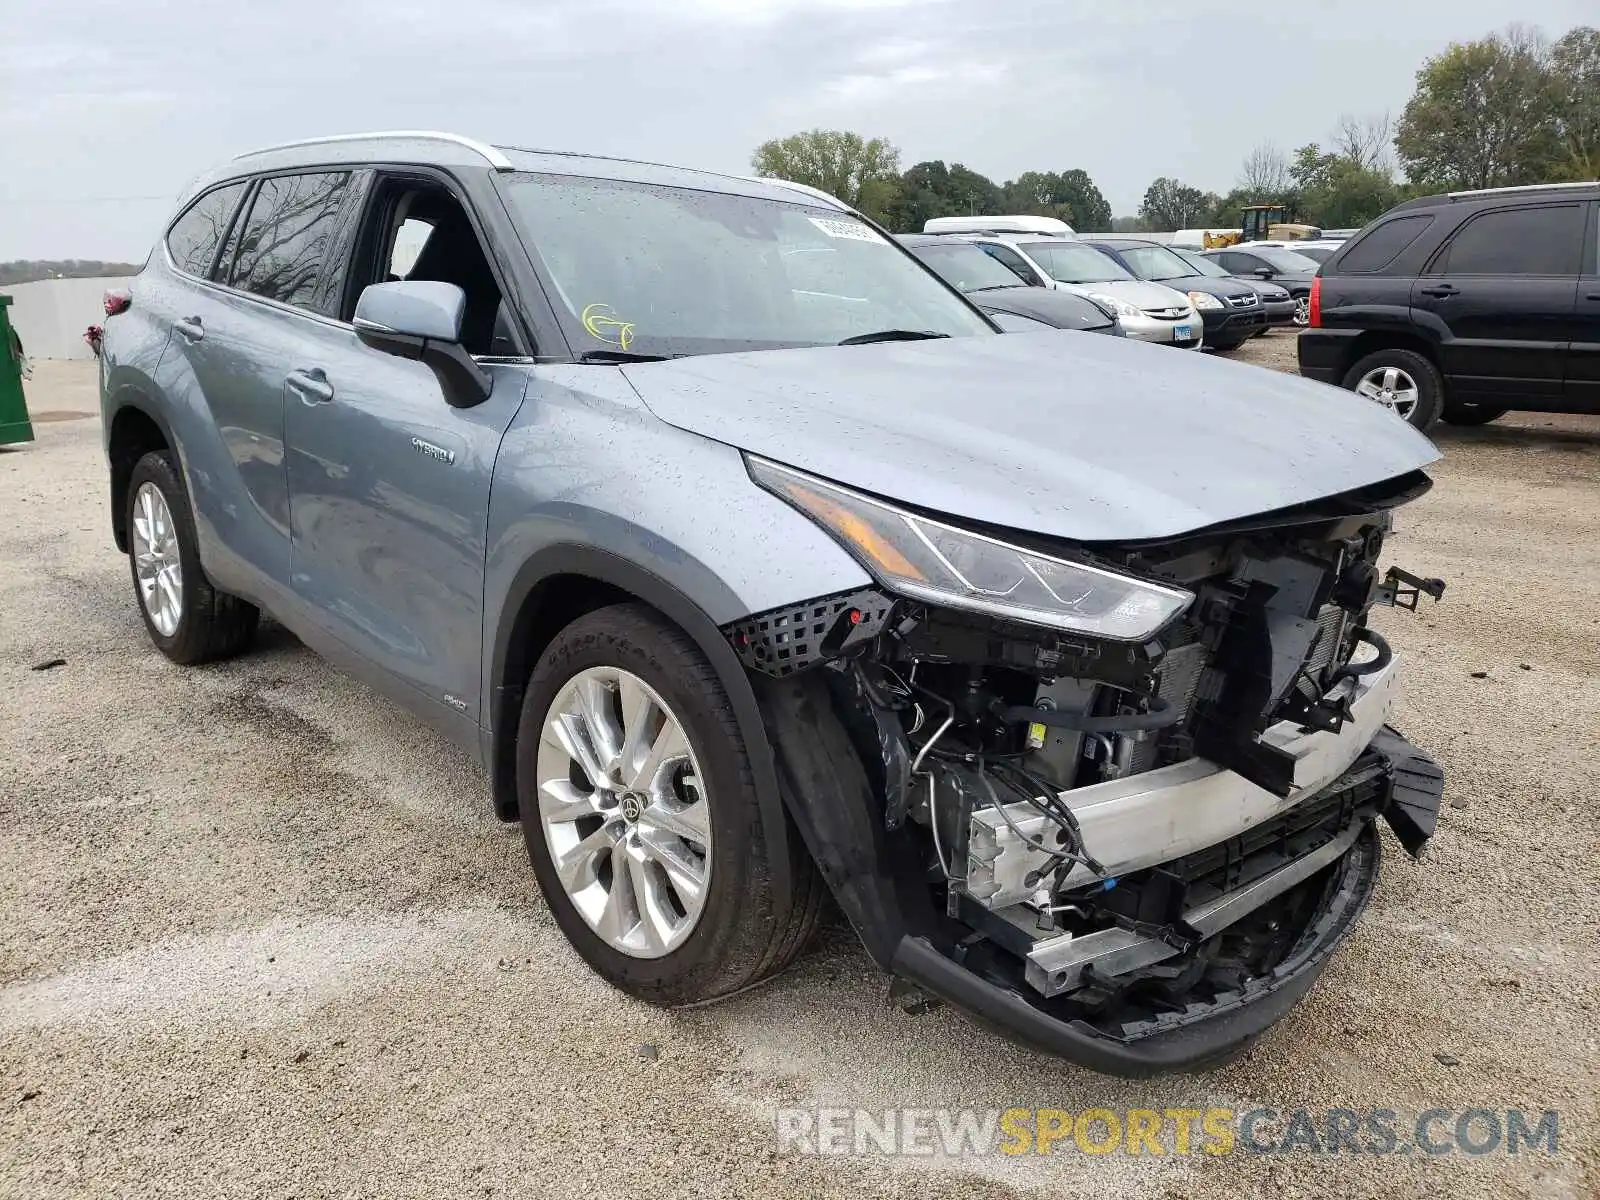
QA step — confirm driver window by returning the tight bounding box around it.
[351,182,509,357]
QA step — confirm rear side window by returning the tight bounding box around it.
[1335,214,1434,274]
[165,182,249,278]
[227,172,355,313]
[1433,204,1586,276]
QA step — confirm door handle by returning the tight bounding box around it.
[174,316,205,342]
[1419,284,1459,298]
[1586,292,1600,301]
[285,367,335,404]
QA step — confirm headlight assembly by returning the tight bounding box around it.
[1187,291,1224,311]
[1086,292,1143,320]
[748,458,1193,641]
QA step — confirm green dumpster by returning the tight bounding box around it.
[0,294,36,447]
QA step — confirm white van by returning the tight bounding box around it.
[923,214,1075,237]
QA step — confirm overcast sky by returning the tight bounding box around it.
[2,0,1592,260]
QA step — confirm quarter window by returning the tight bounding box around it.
[1435,205,1585,276]
[165,182,249,279]
[1338,214,1434,274]
[227,172,354,313]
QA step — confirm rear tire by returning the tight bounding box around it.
[1341,348,1443,430]
[1441,403,1507,427]
[516,603,823,1006]
[125,450,259,665]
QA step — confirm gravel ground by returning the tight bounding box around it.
[3,350,1597,1199]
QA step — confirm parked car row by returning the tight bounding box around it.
[922,188,1600,432]
[914,214,1312,349]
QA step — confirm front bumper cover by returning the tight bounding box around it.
[760,669,1444,1078]
[894,730,1438,1077]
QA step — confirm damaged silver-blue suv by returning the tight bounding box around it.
[99,131,1448,1075]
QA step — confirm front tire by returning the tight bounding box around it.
[1342,349,1443,430]
[516,603,823,1006]
[125,450,259,664]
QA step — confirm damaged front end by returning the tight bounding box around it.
[727,458,1447,1076]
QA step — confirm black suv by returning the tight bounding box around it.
[1298,183,1600,429]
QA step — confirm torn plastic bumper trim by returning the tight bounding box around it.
[891,821,1382,1078]
[1024,817,1364,997]
[971,654,1401,903]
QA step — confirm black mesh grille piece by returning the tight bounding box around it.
[724,588,895,677]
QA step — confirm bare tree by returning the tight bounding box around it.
[1237,142,1290,196]
[1331,112,1395,174]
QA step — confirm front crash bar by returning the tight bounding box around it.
[968,654,1403,906]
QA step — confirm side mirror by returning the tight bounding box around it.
[1253,267,1274,280]
[354,281,492,408]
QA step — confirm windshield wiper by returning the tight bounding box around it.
[577,349,674,364]
[837,330,951,346]
[968,284,1024,293]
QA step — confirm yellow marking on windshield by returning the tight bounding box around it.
[581,302,635,350]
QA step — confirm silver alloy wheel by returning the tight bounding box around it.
[1293,295,1310,326]
[1354,365,1420,421]
[131,482,183,637]
[535,666,711,958]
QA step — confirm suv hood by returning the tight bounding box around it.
[620,334,1438,542]
[1056,279,1191,311]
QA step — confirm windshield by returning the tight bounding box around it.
[1292,246,1334,264]
[1111,244,1199,281]
[1015,241,1132,283]
[1255,246,1322,271]
[1171,249,1229,278]
[907,242,1025,292]
[498,173,993,357]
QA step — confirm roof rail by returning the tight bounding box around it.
[233,130,515,171]
[1445,180,1597,200]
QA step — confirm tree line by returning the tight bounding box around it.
[0,260,142,287]
[752,23,1596,235]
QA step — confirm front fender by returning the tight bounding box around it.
[480,368,870,899]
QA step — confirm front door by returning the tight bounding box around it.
[1411,203,1584,404]
[284,175,529,730]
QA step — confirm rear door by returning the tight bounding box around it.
[1411,203,1584,404]
[1569,201,1600,410]
[183,169,364,598]
[147,177,303,596]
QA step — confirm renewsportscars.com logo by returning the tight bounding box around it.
[774,1107,1562,1158]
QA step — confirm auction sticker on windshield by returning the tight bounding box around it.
[808,217,886,243]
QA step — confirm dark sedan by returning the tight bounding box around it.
[900,235,1122,335]
[1082,238,1266,350]
[1169,247,1296,331]
[1202,245,1322,325]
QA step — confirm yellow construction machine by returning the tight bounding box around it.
[1202,205,1322,248]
